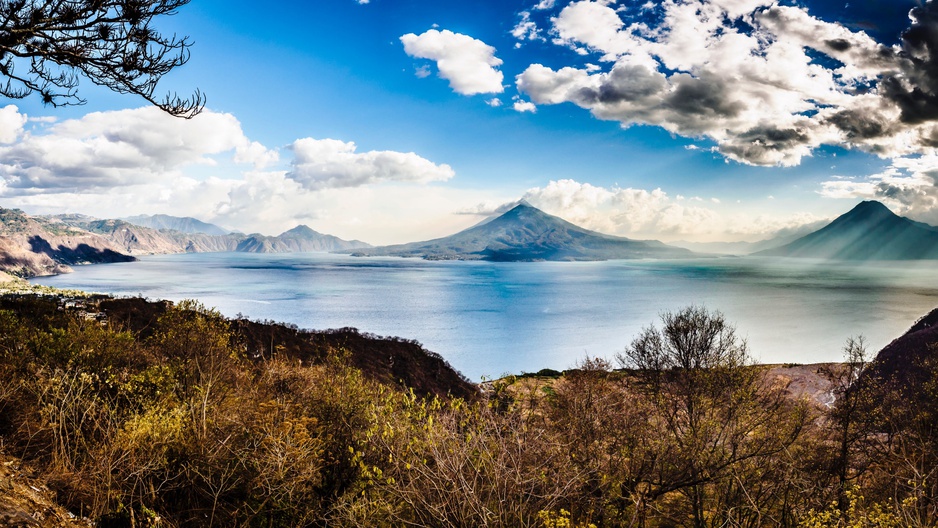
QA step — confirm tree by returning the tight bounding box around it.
[0,0,203,116]
[618,306,806,528]
[822,336,872,516]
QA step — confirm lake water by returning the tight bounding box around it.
[30,253,938,380]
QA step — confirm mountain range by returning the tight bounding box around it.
[3,199,937,278]
[0,210,370,277]
[348,202,694,261]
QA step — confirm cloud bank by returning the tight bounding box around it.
[461,179,825,243]
[0,105,463,244]
[509,0,938,168]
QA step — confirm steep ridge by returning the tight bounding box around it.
[0,209,135,277]
[350,202,694,261]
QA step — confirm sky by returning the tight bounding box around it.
[0,0,934,245]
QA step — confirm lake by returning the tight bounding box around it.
[30,252,938,380]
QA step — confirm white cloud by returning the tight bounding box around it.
[0,105,26,143]
[513,100,537,113]
[415,65,432,78]
[710,0,772,19]
[512,11,544,43]
[400,29,504,95]
[534,0,556,9]
[487,98,503,107]
[0,106,277,194]
[286,138,455,190]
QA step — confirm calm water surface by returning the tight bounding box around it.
[30,253,938,380]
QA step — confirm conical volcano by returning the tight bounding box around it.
[755,200,938,260]
[349,203,693,261]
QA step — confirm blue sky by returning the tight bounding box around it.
[0,0,934,244]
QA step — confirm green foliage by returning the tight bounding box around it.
[538,509,597,528]
[799,488,920,528]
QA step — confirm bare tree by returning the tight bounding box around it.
[618,306,806,528]
[0,0,203,116]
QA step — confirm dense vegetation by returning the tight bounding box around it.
[0,297,935,527]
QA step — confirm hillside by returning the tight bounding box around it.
[81,218,241,254]
[864,305,938,390]
[0,208,135,277]
[350,202,694,261]
[755,200,938,259]
[0,290,935,525]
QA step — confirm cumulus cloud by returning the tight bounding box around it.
[454,200,522,216]
[0,105,26,144]
[0,106,278,195]
[0,105,459,242]
[514,0,938,167]
[400,29,504,95]
[512,11,544,43]
[286,138,455,190]
[454,179,824,242]
[513,100,537,113]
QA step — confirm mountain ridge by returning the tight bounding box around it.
[122,214,232,236]
[0,210,371,277]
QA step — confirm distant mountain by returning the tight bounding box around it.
[52,216,370,256]
[123,214,231,236]
[755,201,938,260]
[237,225,371,253]
[349,202,694,261]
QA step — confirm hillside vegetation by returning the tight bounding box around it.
[0,299,935,527]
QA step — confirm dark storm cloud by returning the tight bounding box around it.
[824,38,852,52]
[881,1,938,124]
[826,109,892,140]
[586,63,668,104]
[664,74,745,119]
[719,125,812,165]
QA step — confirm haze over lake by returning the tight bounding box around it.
[31,253,938,380]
